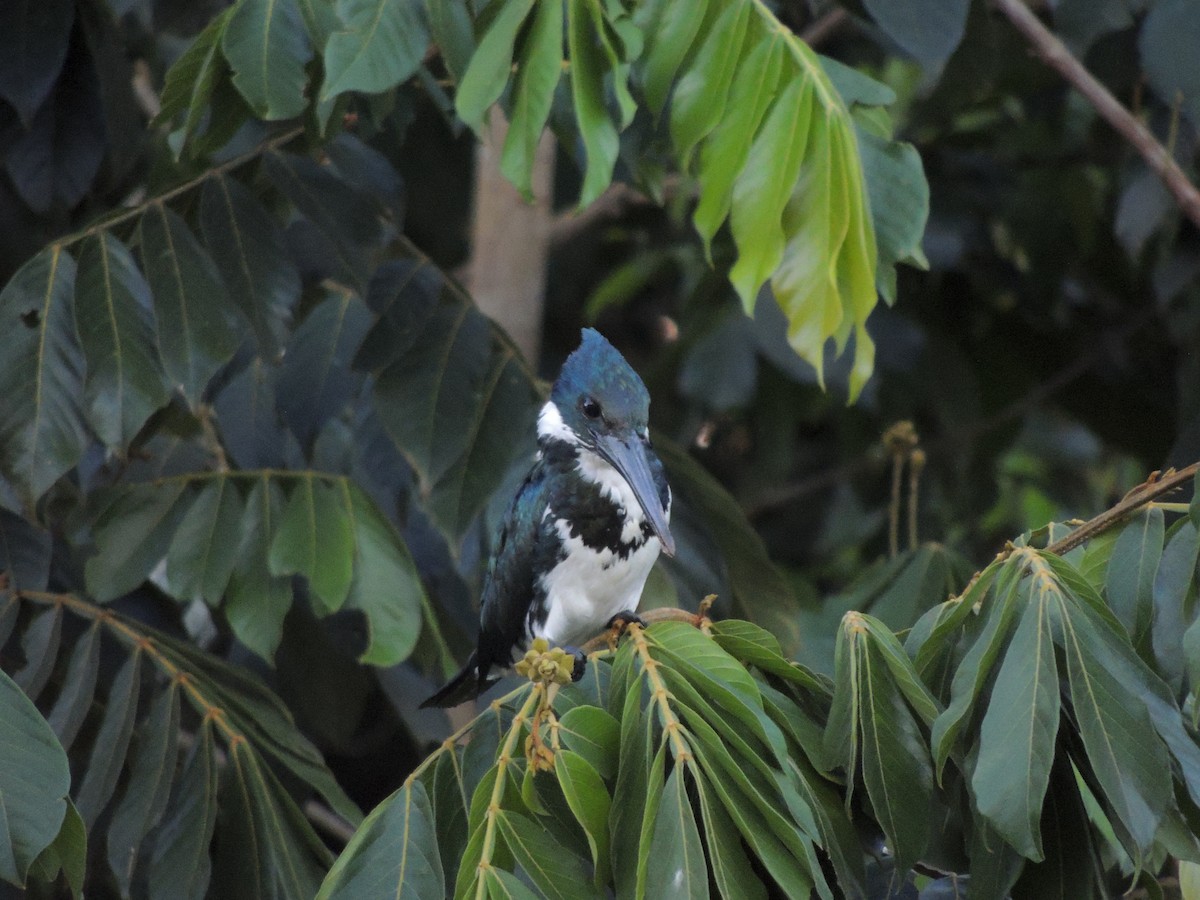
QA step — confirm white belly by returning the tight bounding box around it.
[535,517,662,648]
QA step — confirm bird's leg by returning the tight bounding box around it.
[562,646,587,682]
[604,610,647,647]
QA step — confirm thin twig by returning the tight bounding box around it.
[991,0,1200,229]
[908,449,926,551]
[800,7,850,48]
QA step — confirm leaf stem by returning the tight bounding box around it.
[627,623,692,765]
[474,687,543,898]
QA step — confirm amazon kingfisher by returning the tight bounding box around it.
[421,328,674,708]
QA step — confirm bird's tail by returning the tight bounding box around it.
[419,652,498,709]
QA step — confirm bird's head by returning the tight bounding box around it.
[542,329,675,556]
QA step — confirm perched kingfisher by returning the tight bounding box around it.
[422,329,674,708]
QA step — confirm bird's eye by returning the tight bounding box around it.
[581,397,602,419]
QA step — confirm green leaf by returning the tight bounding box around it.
[857,128,929,303]
[971,583,1060,861]
[45,622,100,750]
[277,288,372,449]
[74,232,170,449]
[455,0,534,131]
[137,204,241,405]
[692,36,784,254]
[1152,519,1200,688]
[214,741,331,898]
[0,509,51,593]
[322,0,429,101]
[1105,508,1164,646]
[27,799,85,900]
[1059,595,1173,853]
[165,477,244,605]
[107,683,180,895]
[495,810,600,900]
[0,246,85,506]
[226,477,294,663]
[693,772,767,900]
[222,0,312,119]
[76,650,142,828]
[929,558,1022,776]
[729,76,813,308]
[646,765,709,899]
[85,480,194,602]
[568,0,619,207]
[0,666,71,887]
[340,481,426,665]
[669,1,750,166]
[554,749,611,885]
[269,476,354,614]
[426,0,474,80]
[156,10,233,148]
[0,0,75,124]
[199,175,299,360]
[857,637,933,872]
[862,0,969,67]
[641,0,707,116]
[297,0,341,47]
[14,604,62,700]
[500,0,563,199]
[860,615,941,725]
[558,705,620,779]
[484,866,541,900]
[147,718,219,900]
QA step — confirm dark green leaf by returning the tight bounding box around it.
[455,0,534,131]
[322,0,429,100]
[862,0,969,66]
[693,772,767,900]
[0,666,71,886]
[27,799,85,900]
[213,358,289,469]
[147,718,219,900]
[567,0,619,207]
[155,9,231,144]
[269,476,354,614]
[165,477,244,605]
[500,0,563,199]
[1152,519,1200,688]
[558,705,619,779]
[484,866,540,900]
[1060,595,1173,853]
[277,289,372,448]
[226,477,294,663]
[263,151,383,291]
[341,481,425,665]
[858,637,933,872]
[858,128,930,303]
[495,810,600,900]
[222,0,312,119]
[655,439,799,648]
[426,0,474,80]
[971,585,1059,861]
[860,615,940,725]
[0,509,51,592]
[1105,508,1164,645]
[554,749,610,884]
[76,650,142,828]
[107,683,180,895]
[646,765,709,900]
[45,622,100,750]
[297,0,341,47]
[0,246,85,506]
[214,741,331,899]
[14,604,62,700]
[199,175,299,359]
[1139,0,1200,128]
[85,480,194,602]
[137,204,241,405]
[0,0,74,123]
[74,232,170,449]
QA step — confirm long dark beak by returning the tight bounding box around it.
[594,432,675,557]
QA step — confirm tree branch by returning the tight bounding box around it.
[991,0,1200,230]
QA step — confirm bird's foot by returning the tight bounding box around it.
[564,646,587,682]
[605,610,647,633]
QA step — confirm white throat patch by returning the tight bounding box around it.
[537,401,578,446]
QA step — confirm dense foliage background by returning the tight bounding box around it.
[2,0,1200,897]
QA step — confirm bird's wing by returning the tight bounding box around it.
[476,461,560,672]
